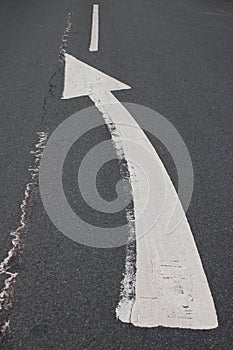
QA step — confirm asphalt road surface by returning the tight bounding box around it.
[0,0,233,349]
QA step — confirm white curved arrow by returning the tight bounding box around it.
[62,53,218,329]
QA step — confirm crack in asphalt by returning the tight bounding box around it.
[40,12,72,126]
[0,12,73,339]
[59,12,72,62]
[41,67,61,125]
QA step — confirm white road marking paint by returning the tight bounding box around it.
[62,53,218,329]
[89,4,99,52]
[0,132,47,334]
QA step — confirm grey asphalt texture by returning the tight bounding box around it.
[0,0,233,349]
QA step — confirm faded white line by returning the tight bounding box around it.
[89,4,99,52]
[62,53,218,330]
[0,132,48,334]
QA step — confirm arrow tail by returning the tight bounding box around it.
[91,90,218,329]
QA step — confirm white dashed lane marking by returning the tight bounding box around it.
[89,4,99,52]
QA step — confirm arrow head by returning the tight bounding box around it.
[62,53,131,99]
